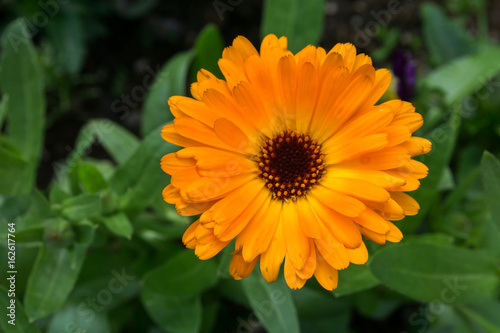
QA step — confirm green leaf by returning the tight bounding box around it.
[0,240,40,296]
[141,51,194,136]
[456,301,500,333]
[0,286,40,333]
[55,120,139,185]
[0,142,29,196]
[333,264,379,297]
[369,243,500,303]
[78,162,108,193]
[0,19,45,195]
[190,24,224,81]
[86,120,139,165]
[61,193,101,220]
[425,47,500,105]
[110,125,178,216]
[481,151,500,233]
[262,0,326,53]
[143,250,218,297]
[403,233,454,247]
[241,273,300,333]
[47,300,111,333]
[49,183,70,205]
[421,2,476,66]
[22,190,52,228]
[141,286,201,333]
[479,219,500,257]
[24,244,87,321]
[99,212,133,239]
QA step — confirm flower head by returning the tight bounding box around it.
[161,34,431,290]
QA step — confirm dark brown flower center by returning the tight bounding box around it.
[256,130,325,201]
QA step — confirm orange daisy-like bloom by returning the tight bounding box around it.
[161,34,431,290]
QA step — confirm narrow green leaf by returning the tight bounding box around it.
[241,273,300,333]
[143,250,218,297]
[99,212,133,239]
[369,243,500,303]
[0,239,40,297]
[24,244,87,321]
[0,19,45,195]
[110,124,178,216]
[78,162,108,193]
[141,286,201,333]
[421,2,476,66]
[61,194,101,220]
[190,24,224,81]
[55,120,139,186]
[141,51,194,136]
[481,152,500,232]
[0,286,40,333]
[479,219,500,257]
[86,119,139,165]
[425,47,500,105]
[262,0,325,53]
[333,264,379,297]
[47,300,111,333]
[0,143,29,196]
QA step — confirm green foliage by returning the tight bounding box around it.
[421,2,477,66]
[425,47,500,104]
[369,243,500,303]
[24,244,88,321]
[241,272,300,333]
[1,2,500,332]
[0,286,40,333]
[190,24,224,81]
[481,152,500,233]
[141,51,194,136]
[0,19,45,195]
[262,0,326,53]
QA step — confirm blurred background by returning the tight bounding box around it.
[1,0,500,332]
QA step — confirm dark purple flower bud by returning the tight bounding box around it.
[392,50,417,101]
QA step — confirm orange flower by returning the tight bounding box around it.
[161,34,431,290]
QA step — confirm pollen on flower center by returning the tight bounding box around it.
[255,130,325,201]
